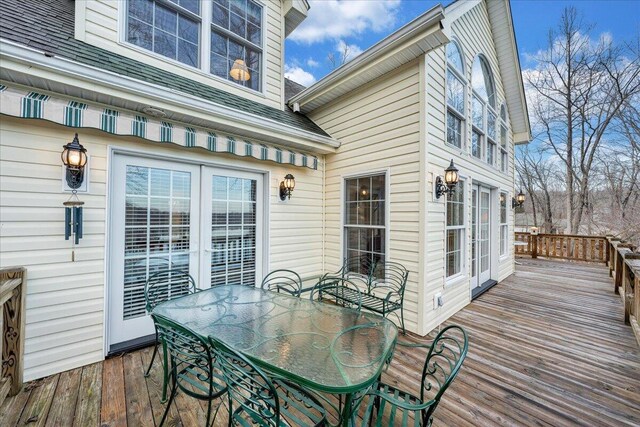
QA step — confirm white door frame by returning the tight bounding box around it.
[104,147,270,355]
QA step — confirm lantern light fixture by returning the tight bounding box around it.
[435,159,460,199]
[512,191,526,208]
[279,174,295,201]
[61,133,88,189]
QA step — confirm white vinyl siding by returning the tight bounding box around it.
[309,61,422,333]
[0,116,324,381]
[423,0,516,333]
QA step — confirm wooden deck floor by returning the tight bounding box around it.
[2,258,639,426]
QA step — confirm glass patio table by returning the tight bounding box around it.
[153,284,398,426]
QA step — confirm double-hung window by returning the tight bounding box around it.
[500,192,508,256]
[445,180,465,279]
[344,174,386,273]
[446,41,465,149]
[126,0,263,92]
[471,55,499,166]
[211,0,263,91]
[500,105,508,173]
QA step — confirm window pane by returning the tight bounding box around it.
[501,150,508,172]
[178,39,198,67]
[230,0,246,16]
[179,15,198,43]
[447,111,462,148]
[487,141,496,165]
[447,71,464,113]
[500,125,507,148]
[446,42,464,72]
[472,96,484,129]
[212,3,229,28]
[175,0,199,14]
[472,131,482,159]
[155,4,177,34]
[154,28,176,58]
[128,18,153,50]
[247,0,261,26]
[130,0,153,23]
[370,175,385,200]
[230,12,246,39]
[487,110,497,140]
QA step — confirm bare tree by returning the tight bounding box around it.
[516,145,561,232]
[526,7,640,234]
[327,42,356,69]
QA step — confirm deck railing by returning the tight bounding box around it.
[606,238,640,342]
[514,232,608,263]
[0,267,26,406]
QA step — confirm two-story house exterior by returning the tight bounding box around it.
[0,0,529,382]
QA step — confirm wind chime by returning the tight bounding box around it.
[61,133,87,261]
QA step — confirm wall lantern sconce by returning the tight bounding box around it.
[61,133,86,255]
[512,191,525,208]
[435,159,460,199]
[61,133,87,189]
[279,174,295,201]
[230,59,251,81]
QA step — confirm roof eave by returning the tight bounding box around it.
[288,5,448,113]
[0,39,340,153]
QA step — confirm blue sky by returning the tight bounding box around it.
[284,0,639,87]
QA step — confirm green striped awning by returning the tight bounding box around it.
[0,84,319,170]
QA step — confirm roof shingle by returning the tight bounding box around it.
[0,0,329,137]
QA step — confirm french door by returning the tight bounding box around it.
[108,154,263,352]
[471,185,491,292]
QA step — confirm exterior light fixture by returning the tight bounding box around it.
[230,59,250,81]
[512,191,525,208]
[279,174,295,201]
[360,184,369,198]
[61,133,87,189]
[435,159,459,199]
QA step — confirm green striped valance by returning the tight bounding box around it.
[0,84,319,170]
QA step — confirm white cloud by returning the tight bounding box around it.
[289,0,401,44]
[306,58,320,68]
[336,40,363,63]
[284,64,316,86]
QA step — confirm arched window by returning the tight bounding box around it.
[446,40,465,149]
[471,55,497,166]
[472,56,495,108]
[499,104,508,173]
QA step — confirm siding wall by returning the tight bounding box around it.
[76,0,284,109]
[309,60,424,333]
[422,1,516,333]
[0,116,324,381]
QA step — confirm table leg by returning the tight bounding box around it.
[341,393,354,427]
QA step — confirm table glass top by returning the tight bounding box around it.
[153,285,398,393]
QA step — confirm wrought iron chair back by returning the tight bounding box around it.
[209,338,327,426]
[151,314,227,427]
[207,336,281,426]
[310,277,363,311]
[145,269,199,312]
[335,255,378,286]
[420,325,468,422]
[260,269,303,297]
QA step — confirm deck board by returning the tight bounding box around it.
[1,259,639,426]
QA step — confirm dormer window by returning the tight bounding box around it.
[126,0,263,92]
[211,0,263,91]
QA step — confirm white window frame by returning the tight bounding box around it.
[445,40,466,150]
[340,169,390,269]
[445,178,466,283]
[499,191,508,257]
[119,0,267,95]
[499,104,509,174]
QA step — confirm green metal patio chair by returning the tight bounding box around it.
[151,314,228,427]
[144,269,199,400]
[310,277,363,311]
[360,325,468,427]
[329,256,409,334]
[208,336,328,427]
[261,269,303,297]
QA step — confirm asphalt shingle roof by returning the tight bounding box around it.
[0,0,329,137]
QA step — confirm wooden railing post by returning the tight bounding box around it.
[609,238,621,277]
[623,253,640,325]
[615,244,633,295]
[0,267,26,404]
[531,233,538,259]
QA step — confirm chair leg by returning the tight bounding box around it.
[158,379,177,427]
[161,344,169,403]
[400,306,406,335]
[145,330,159,377]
